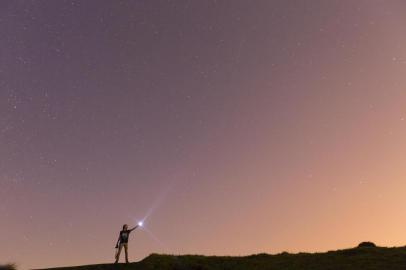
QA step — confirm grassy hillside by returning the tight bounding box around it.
[0,264,16,270]
[37,245,406,270]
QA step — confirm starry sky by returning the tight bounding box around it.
[2,0,406,269]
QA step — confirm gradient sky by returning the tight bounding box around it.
[2,0,406,269]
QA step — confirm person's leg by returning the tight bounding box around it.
[124,244,129,263]
[115,244,123,263]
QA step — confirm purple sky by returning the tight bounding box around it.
[2,1,406,269]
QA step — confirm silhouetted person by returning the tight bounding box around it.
[115,224,139,263]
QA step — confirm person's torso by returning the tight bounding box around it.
[120,230,131,243]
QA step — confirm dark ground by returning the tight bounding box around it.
[34,245,406,270]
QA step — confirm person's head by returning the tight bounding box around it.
[123,224,128,230]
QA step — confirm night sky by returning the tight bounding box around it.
[2,1,406,269]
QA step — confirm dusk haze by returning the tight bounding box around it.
[1,1,406,269]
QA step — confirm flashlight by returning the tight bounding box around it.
[138,221,143,227]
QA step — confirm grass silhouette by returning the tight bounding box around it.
[33,244,406,270]
[0,264,16,270]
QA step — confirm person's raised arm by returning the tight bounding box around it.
[129,225,139,231]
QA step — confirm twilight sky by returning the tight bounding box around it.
[2,0,406,269]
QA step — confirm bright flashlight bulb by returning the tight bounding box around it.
[138,221,143,227]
